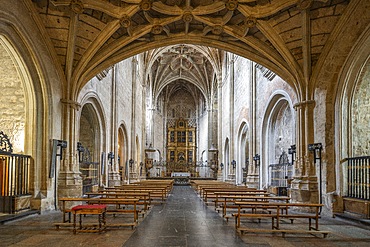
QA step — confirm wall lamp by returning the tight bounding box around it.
[50,139,67,179]
[253,154,260,166]
[308,143,323,160]
[77,142,85,163]
[108,152,115,164]
[288,144,296,165]
[55,139,67,160]
[129,158,134,168]
[231,160,236,169]
[220,163,224,170]
[308,142,323,214]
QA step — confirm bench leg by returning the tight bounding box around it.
[73,213,76,234]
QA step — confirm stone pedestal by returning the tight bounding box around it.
[58,171,83,198]
[246,174,259,188]
[108,171,121,187]
[290,176,319,203]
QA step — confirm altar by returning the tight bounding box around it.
[171,172,190,177]
[169,172,190,185]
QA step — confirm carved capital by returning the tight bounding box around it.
[293,100,316,110]
[61,99,81,110]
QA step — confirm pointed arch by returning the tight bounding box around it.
[335,26,370,197]
[261,91,295,188]
[78,93,108,187]
[236,120,250,185]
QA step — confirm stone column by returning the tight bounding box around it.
[57,3,83,199]
[247,61,259,188]
[108,65,121,186]
[58,99,83,198]
[217,74,223,180]
[290,100,319,203]
[229,55,236,183]
[289,2,319,203]
[129,57,138,183]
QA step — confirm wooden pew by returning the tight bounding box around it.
[202,187,266,203]
[108,186,169,203]
[54,197,140,229]
[71,204,106,234]
[85,191,150,211]
[132,179,174,190]
[234,201,330,238]
[214,194,290,219]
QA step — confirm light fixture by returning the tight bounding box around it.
[108,152,115,164]
[55,140,67,160]
[231,160,236,169]
[288,144,296,165]
[129,158,134,168]
[77,142,85,163]
[253,154,260,166]
[308,142,323,214]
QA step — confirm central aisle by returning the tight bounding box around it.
[123,185,246,247]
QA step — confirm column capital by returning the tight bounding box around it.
[61,98,81,110]
[293,99,315,110]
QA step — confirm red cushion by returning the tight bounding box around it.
[72,204,106,211]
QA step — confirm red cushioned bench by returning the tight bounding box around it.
[72,204,106,234]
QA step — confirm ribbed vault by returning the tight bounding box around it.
[27,0,353,101]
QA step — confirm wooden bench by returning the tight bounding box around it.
[71,204,106,234]
[109,185,169,203]
[234,201,330,238]
[202,187,266,203]
[215,194,290,219]
[86,191,150,211]
[55,197,140,229]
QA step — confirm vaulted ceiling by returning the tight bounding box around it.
[144,44,218,106]
[28,0,353,97]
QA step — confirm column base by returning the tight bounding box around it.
[290,176,319,203]
[58,171,83,198]
[245,174,259,189]
[108,171,122,187]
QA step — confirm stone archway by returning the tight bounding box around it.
[261,92,295,189]
[79,103,102,194]
[118,124,129,182]
[334,27,370,216]
[237,121,249,186]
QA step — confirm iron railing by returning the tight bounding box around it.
[0,152,31,197]
[268,162,293,187]
[345,156,370,200]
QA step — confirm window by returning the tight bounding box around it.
[188,150,193,162]
[170,131,174,142]
[177,131,186,142]
[170,151,175,161]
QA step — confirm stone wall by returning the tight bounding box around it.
[77,57,146,183]
[352,60,370,156]
[220,55,296,186]
[0,40,25,153]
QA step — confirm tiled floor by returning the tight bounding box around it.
[1,186,370,247]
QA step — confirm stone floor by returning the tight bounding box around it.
[0,186,370,247]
